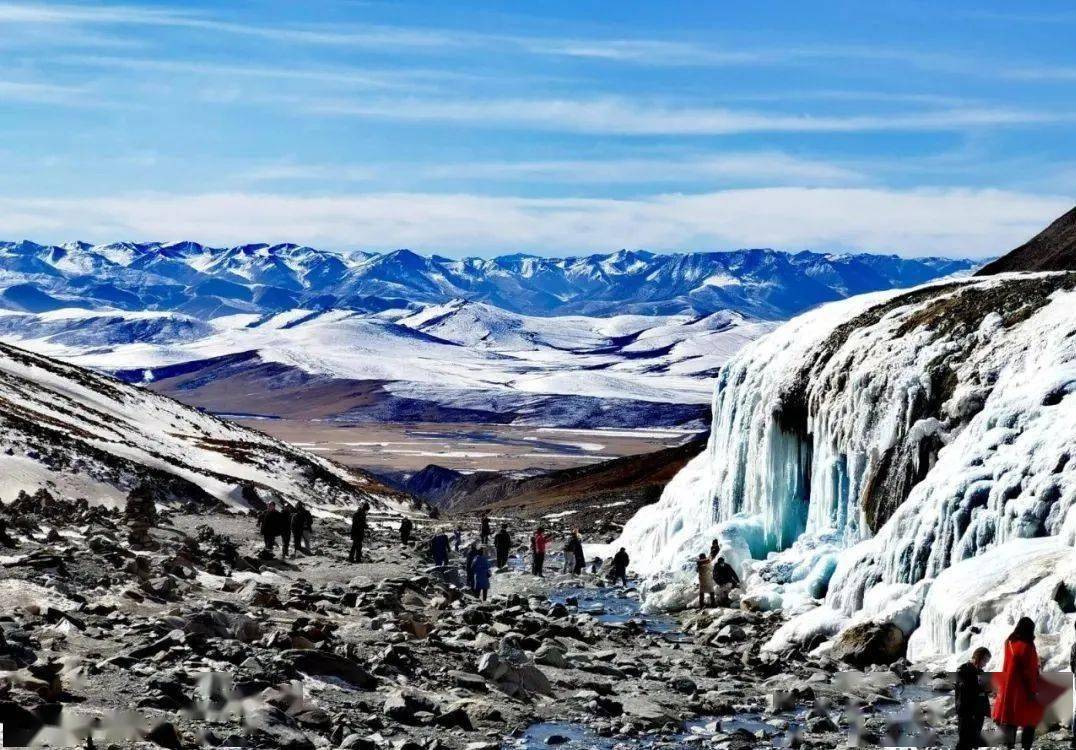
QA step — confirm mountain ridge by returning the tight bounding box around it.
[0,241,978,321]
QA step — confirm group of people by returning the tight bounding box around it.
[695,538,741,608]
[954,617,1074,750]
[259,500,313,558]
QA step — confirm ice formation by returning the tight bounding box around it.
[618,272,1076,664]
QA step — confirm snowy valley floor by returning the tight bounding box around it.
[3,499,1076,749]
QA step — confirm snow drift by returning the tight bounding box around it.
[619,271,1076,666]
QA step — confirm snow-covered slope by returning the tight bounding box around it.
[618,270,1076,666]
[0,241,976,320]
[0,340,404,511]
[0,304,776,423]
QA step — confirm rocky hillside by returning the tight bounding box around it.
[0,340,405,511]
[977,205,1076,275]
[392,436,706,533]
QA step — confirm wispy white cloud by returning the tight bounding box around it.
[0,78,92,104]
[55,54,477,92]
[307,96,1071,135]
[238,152,866,186]
[1,188,1066,258]
[2,1,1060,81]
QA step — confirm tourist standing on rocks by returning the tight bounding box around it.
[612,547,630,586]
[531,527,549,577]
[431,528,450,566]
[260,502,288,558]
[955,646,992,750]
[710,538,721,560]
[494,525,511,568]
[713,557,740,588]
[569,530,585,575]
[278,503,294,558]
[993,617,1043,749]
[561,535,575,574]
[465,542,480,593]
[348,503,368,563]
[696,553,717,608]
[480,512,491,546]
[453,526,462,551]
[472,546,492,601]
[291,501,313,555]
[400,516,413,545]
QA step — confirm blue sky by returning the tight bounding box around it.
[0,0,1073,257]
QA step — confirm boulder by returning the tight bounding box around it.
[830,622,906,667]
[281,649,377,689]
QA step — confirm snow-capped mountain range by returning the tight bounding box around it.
[0,240,977,428]
[0,241,976,319]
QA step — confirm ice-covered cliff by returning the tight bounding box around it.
[619,270,1076,667]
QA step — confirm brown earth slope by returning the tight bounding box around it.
[977,205,1076,275]
[429,435,708,534]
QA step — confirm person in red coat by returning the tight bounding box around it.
[992,617,1043,749]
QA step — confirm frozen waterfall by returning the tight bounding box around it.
[617,273,1076,665]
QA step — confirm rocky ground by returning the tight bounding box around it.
[1,490,1074,749]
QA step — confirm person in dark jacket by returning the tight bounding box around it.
[0,515,16,548]
[611,547,630,586]
[569,531,585,575]
[278,503,294,558]
[349,504,368,562]
[453,526,462,552]
[400,517,414,545]
[480,512,491,546]
[494,525,512,569]
[291,502,312,555]
[260,502,288,557]
[713,557,741,588]
[955,646,992,750]
[430,529,450,566]
[465,542,479,593]
[709,538,721,560]
[472,547,492,601]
